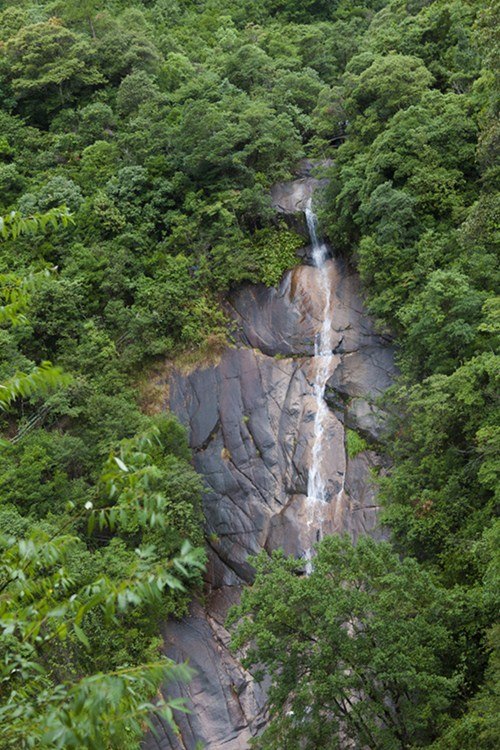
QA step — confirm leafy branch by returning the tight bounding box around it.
[0,424,205,748]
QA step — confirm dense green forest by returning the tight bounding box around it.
[0,0,498,748]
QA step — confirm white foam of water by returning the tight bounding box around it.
[304,202,336,562]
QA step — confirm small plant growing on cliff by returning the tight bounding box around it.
[251,227,304,287]
[346,428,368,458]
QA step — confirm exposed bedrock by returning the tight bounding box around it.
[145,179,395,750]
[270,158,332,215]
[146,591,268,750]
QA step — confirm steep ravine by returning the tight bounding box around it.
[145,173,396,750]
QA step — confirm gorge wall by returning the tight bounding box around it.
[145,173,396,750]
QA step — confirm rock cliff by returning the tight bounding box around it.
[144,175,396,750]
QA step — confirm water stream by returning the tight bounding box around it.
[304,202,338,563]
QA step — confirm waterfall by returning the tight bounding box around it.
[305,202,336,560]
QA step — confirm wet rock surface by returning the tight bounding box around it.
[144,180,395,750]
[270,159,332,214]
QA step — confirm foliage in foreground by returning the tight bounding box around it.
[230,534,498,750]
[0,423,205,749]
[0,208,205,747]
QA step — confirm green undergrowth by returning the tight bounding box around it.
[345,427,369,458]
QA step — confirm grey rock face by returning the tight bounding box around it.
[228,256,394,359]
[271,176,328,214]
[146,591,268,750]
[270,162,333,214]
[144,187,395,750]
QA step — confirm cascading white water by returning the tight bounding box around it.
[304,202,336,560]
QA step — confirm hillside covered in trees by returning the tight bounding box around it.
[0,0,498,748]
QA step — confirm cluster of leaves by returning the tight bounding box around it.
[345,428,368,458]
[0,207,73,240]
[0,213,74,448]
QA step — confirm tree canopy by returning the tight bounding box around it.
[230,536,467,750]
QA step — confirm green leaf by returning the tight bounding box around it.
[73,623,90,650]
[114,456,128,473]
